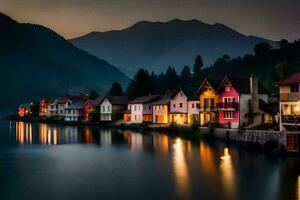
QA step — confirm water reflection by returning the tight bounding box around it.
[173,138,190,199]
[16,122,32,144]
[10,121,300,200]
[220,148,236,199]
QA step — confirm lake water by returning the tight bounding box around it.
[0,121,299,200]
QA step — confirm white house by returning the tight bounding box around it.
[47,97,71,119]
[99,97,112,121]
[64,101,84,121]
[128,95,161,123]
[169,88,188,125]
[187,99,200,124]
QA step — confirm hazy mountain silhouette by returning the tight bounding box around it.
[71,19,276,76]
[0,13,129,112]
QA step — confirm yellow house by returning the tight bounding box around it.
[196,78,220,126]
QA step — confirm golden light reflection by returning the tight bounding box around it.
[173,138,190,199]
[38,124,57,145]
[83,128,93,144]
[153,134,169,155]
[220,148,236,199]
[16,122,32,144]
[199,142,216,178]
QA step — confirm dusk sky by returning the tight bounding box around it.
[1,0,300,41]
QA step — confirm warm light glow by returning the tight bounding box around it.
[295,105,300,114]
[16,122,32,144]
[199,142,216,178]
[173,138,190,198]
[220,148,236,199]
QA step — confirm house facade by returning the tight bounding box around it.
[128,95,161,123]
[108,96,128,121]
[217,77,240,128]
[274,72,300,152]
[64,101,84,121]
[83,97,104,121]
[169,88,188,125]
[100,97,112,121]
[196,79,220,126]
[187,100,200,125]
[18,103,33,117]
[39,99,52,117]
[152,97,170,124]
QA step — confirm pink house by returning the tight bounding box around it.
[217,76,240,128]
[217,75,271,129]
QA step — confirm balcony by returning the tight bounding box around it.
[217,102,239,110]
[199,106,218,112]
[280,92,299,102]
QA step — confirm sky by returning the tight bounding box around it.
[0,0,300,41]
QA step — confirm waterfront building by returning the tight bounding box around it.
[39,99,52,117]
[99,97,112,121]
[217,75,276,128]
[169,88,189,125]
[128,95,161,123]
[274,72,300,152]
[83,97,104,121]
[196,78,220,126]
[64,101,84,121]
[153,96,170,124]
[108,96,128,121]
[18,103,33,117]
[187,99,200,124]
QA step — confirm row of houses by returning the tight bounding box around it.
[19,95,128,122]
[17,75,278,129]
[123,75,278,128]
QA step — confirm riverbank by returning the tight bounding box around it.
[4,115,291,156]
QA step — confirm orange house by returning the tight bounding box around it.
[196,78,220,126]
[18,103,33,117]
[39,99,52,117]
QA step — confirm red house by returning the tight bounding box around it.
[39,99,52,117]
[83,97,104,121]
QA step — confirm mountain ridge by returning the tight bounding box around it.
[0,12,129,112]
[70,19,276,76]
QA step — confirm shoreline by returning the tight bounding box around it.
[3,115,290,157]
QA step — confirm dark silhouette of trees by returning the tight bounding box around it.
[193,55,203,84]
[88,90,99,100]
[107,82,124,96]
[180,65,192,86]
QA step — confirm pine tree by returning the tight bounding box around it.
[107,82,124,96]
[193,55,203,85]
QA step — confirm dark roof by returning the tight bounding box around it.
[220,76,269,94]
[108,96,128,105]
[19,103,32,109]
[153,96,171,105]
[195,78,221,96]
[55,94,88,104]
[274,72,300,86]
[129,95,161,104]
[89,96,105,107]
[170,87,199,101]
[66,101,84,109]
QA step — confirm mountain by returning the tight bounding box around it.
[70,19,276,76]
[0,13,129,112]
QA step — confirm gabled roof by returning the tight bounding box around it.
[153,96,171,105]
[108,96,128,105]
[66,101,84,109]
[55,95,88,104]
[170,87,199,101]
[129,95,161,104]
[88,96,105,107]
[274,72,300,86]
[195,78,221,96]
[19,103,32,109]
[218,76,269,94]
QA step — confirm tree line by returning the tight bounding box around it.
[107,39,300,100]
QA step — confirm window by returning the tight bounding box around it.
[173,104,176,108]
[225,83,230,92]
[108,106,110,112]
[224,111,235,119]
[286,134,298,151]
[291,84,299,93]
[196,103,200,108]
[179,103,183,108]
[149,105,151,110]
[134,105,136,111]
[192,103,195,108]
[103,106,105,112]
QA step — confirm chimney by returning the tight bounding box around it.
[250,74,259,113]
